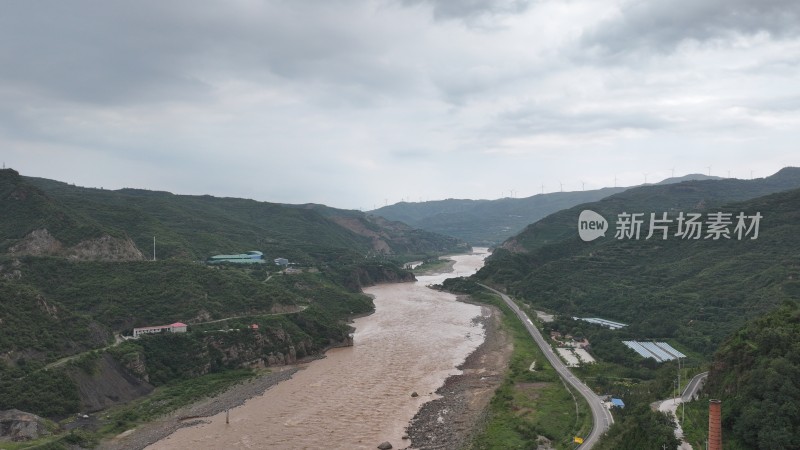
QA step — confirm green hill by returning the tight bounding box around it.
[370,174,720,246]
[0,169,466,423]
[9,170,466,262]
[502,167,800,252]
[371,189,625,246]
[476,168,800,354]
[703,302,800,449]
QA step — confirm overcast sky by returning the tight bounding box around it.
[2,1,799,209]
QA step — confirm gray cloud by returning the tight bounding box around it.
[496,105,668,135]
[0,1,418,106]
[0,2,216,105]
[400,0,532,21]
[1,0,798,208]
[583,0,800,54]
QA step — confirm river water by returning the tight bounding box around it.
[147,248,490,450]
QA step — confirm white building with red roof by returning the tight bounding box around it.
[133,322,188,338]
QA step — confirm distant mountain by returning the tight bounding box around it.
[0,169,466,262]
[503,167,800,252]
[655,173,722,185]
[371,187,629,246]
[370,174,733,246]
[476,167,800,355]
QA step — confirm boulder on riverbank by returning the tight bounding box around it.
[377,441,393,449]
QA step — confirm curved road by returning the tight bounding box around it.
[654,371,708,449]
[682,371,708,401]
[480,284,613,448]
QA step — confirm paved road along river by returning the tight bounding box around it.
[479,284,614,449]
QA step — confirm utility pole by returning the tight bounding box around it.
[153,236,156,261]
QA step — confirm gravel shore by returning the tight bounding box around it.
[100,367,299,450]
[405,302,512,450]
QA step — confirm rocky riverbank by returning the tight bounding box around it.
[405,302,512,450]
[101,368,299,450]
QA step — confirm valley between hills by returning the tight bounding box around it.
[2,167,799,450]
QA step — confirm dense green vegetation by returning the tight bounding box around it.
[12,170,465,261]
[468,169,800,447]
[594,405,680,450]
[1,169,466,428]
[0,363,80,418]
[479,173,800,355]
[0,261,377,417]
[0,280,105,359]
[11,259,288,330]
[0,170,109,248]
[701,301,800,449]
[503,167,800,252]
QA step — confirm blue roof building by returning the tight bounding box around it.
[208,251,265,264]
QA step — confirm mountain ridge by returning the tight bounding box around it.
[474,170,800,355]
[0,169,467,262]
[371,173,722,245]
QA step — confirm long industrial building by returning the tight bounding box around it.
[622,341,685,362]
[208,250,265,264]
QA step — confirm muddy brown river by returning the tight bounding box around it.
[146,248,490,450]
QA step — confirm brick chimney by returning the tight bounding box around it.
[708,399,722,450]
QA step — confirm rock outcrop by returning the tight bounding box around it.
[0,409,51,442]
[65,234,144,261]
[8,229,63,256]
[9,229,144,261]
[351,265,416,288]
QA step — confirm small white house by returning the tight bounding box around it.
[274,257,289,266]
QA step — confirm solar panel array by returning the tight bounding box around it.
[623,341,686,362]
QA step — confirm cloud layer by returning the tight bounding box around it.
[1,0,798,208]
